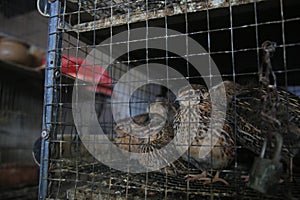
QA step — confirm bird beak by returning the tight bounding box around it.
[175,97,183,102]
[174,98,182,109]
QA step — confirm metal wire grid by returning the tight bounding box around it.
[0,79,43,162]
[59,0,300,84]
[59,165,300,200]
[63,0,268,32]
[39,0,300,199]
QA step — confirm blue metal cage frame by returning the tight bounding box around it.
[38,1,62,199]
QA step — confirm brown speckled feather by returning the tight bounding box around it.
[174,84,235,173]
[114,98,179,172]
[229,85,300,164]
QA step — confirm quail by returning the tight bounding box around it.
[174,84,235,185]
[114,112,149,153]
[114,97,181,173]
[114,97,176,147]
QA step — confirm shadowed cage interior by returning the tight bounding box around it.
[39,0,300,199]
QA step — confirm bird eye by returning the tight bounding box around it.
[189,91,194,96]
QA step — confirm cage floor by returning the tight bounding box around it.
[47,161,300,200]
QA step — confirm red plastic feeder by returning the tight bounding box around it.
[44,55,113,96]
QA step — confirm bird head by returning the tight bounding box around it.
[176,84,208,107]
[148,101,167,115]
[114,123,132,135]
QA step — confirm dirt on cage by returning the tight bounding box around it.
[64,0,266,32]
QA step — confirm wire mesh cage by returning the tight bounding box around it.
[39,0,300,199]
